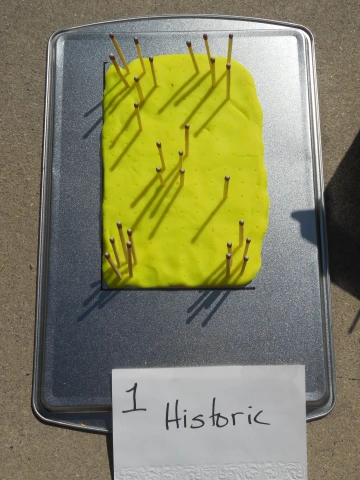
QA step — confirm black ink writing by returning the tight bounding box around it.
[122,383,147,413]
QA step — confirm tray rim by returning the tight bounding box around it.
[32,14,335,433]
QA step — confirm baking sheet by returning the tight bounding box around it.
[33,15,335,432]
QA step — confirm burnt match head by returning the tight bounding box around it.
[156,141,162,148]
[109,33,115,39]
[180,168,185,174]
[127,229,133,237]
[203,33,208,40]
[105,252,110,259]
[149,56,154,63]
[186,41,192,47]
[239,219,244,226]
[226,63,231,70]
[134,76,139,82]
[210,57,216,64]
[226,253,232,260]
[127,241,132,249]
[116,221,122,229]
[110,237,115,244]
[229,33,233,39]
[185,124,190,130]
[227,242,232,248]
[179,150,183,156]
[134,37,139,44]
[225,175,230,181]
[244,255,249,262]
[134,102,139,109]
[156,167,162,173]
[246,237,251,244]
[109,54,115,61]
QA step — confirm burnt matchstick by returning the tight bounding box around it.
[116,221,127,259]
[186,41,199,74]
[178,150,184,168]
[227,241,233,266]
[109,54,130,87]
[110,237,121,267]
[244,237,251,257]
[104,252,122,279]
[134,76,144,103]
[133,37,146,73]
[180,168,185,187]
[203,33,212,67]
[149,57,158,87]
[239,219,244,247]
[156,166,164,186]
[156,141,166,170]
[223,175,230,199]
[240,255,249,276]
[210,57,216,87]
[227,34,233,64]
[134,102,142,130]
[226,63,231,99]
[126,242,134,277]
[226,253,232,277]
[127,229,138,264]
[109,33,130,74]
[185,124,190,156]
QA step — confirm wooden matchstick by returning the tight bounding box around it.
[227,241,233,266]
[156,166,164,186]
[239,219,244,247]
[180,168,185,187]
[126,242,133,277]
[109,54,130,87]
[110,237,121,267]
[134,102,142,130]
[244,237,251,257]
[134,76,144,103]
[226,253,232,277]
[156,141,166,170]
[203,33,211,67]
[127,229,138,264]
[210,57,216,87]
[185,124,190,156]
[226,63,231,99]
[109,33,130,74]
[116,221,127,259]
[227,34,233,64]
[104,252,122,279]
[240,255,249,276]
[134,37,146,73]
[149,57,158,87]
[223,175,230,199]
[186,41,199,74]
[179,150,184,168]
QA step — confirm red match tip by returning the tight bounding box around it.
[134,37,139,44]
[186,41,192,47]
[226,63,231,70]
[109,33,114,39]
[203,33,208,40]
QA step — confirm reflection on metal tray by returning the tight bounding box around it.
[33,15,335,433]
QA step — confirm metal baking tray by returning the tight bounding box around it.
[33,15,335,432]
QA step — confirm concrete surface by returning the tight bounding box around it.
[1,1,359,479]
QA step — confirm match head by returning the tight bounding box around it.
[224,175,230,181]
[226,253,232,260]
[156,167,162,173]
[134,102,139,109]
[126,241,132,249]
[186,41,192,47]
[227,241,232,248]
[134,76,139,83]
[156,141,162,148]
[109,54,115,61]
[246,237,251,244]
[149,56,154,63]
[203,33,208,40]
[229,33,233,39]
[179,150,184,156]
[244,255,249,262]
[239,219,244,226]
[109,33,115,39]
[127,229,133,236]
[185,124,190,130]
[134,37,139,45]
[226,63,231,70]
[210,57,216,64]
[104,252,110,259]
[180,168,185,175]
[110,237,115,244]
[116,221,123,229]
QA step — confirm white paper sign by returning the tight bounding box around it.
[112,365,307,480]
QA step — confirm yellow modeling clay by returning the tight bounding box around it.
[102,53,269,288]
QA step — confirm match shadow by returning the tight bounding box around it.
[191,199,226,243]
[148,184,182,239]
[157,72,198,114]
[83,116,102,140]
[149,165,180,218]
[348,309,360,334]
[186,290,231,326]
[174,71,211,106]
[77,286,120,322]
[131,183,164,230]
[110,130,141,171]
[84,100,102,118]
[109,111,136,149]
[194,99,228,137]
[130,175,159,208]
[106,84,135,115]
